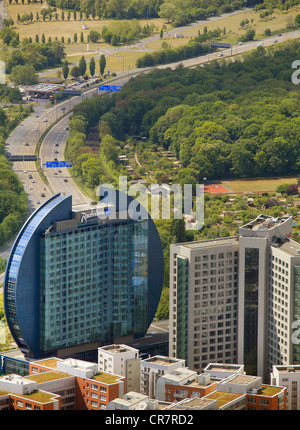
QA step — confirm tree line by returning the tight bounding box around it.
[0,102,32,248]
[45,0,300,26]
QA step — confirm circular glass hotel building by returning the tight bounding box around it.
[4,193,164,359]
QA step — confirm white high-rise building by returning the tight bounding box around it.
[98,344,140,392]
[140,355,185,398]
[170,214,300,382]
[270,364,300,410]
[169,236,239,372]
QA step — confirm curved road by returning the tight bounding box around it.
[0,25,300,284]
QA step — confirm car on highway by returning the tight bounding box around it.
[61,106,65,110]
[58,170,62,173]
[43,118,48,122]
[54,171,58,175]
[25,142,29,146]
[238,42,243,45]
[218,53,224,57]
[28,174,33,179]
[32,179,36,183]
[54,158,58,161]
[278,33,282,36]
[55,150,59,154]
[273,40,278,43]
[35,113,39,117]
[55,143,59,146]
[41,193,45,197]
[64,178,68,182]
[34,127,38,132]
[66,126,70,130]
[36,201,40,204]
[29,186,33,190]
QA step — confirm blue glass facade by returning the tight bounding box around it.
[4,194,72,357]
[4,193,163,359]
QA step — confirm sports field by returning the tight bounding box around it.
[221,177,298,193]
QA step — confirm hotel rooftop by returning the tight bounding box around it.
[241,215,291,231]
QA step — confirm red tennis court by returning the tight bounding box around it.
[204,183,230,194]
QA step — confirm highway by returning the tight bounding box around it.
[0,24,299,283]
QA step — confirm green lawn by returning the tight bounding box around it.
[221,177,298,193]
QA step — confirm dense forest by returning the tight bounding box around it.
[66,39,300,189]
[0,91,31,248]
[44,0,300,26]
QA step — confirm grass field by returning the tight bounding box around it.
[7,2,169,41]
[145,5,300,49]
[221,177,298,193]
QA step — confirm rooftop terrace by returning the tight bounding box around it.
[205,391,244,408]
[26,371,71,384]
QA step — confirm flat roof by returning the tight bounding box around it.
[28,83,65,93]
[205,363,243,372]
[0,388,59,404]
[25,371,71,383]
[260,385,285,397]
[92,372,123,384]
[143,356,183,366]
[175,237,238,250]
[100,344,137,354]
[204,391,244,408]
[168,397,216,409]
[274,365,300,373]
[275,239,300,257]
[225,375,260,385]
[33,358,60,370]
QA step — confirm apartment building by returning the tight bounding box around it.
[156,367,217,402]
[270,364,300,410]
[169,236,239,372]
[170,214,300,382]
[0,374,61,410]
[140,355,185,398]
[98,344,140,392]
[28,356,125,410]
[213,373,286,410]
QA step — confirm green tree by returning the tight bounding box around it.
[101,134,119,163]
[62,60,69,79]
[99,54,106,75]
[89,57,95,77]
[0,27,17,45]
[10,64,38,85]
[78,56,87,76]
[89,30,100,43]
[70,65,80,80]
[158,2,177,23]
